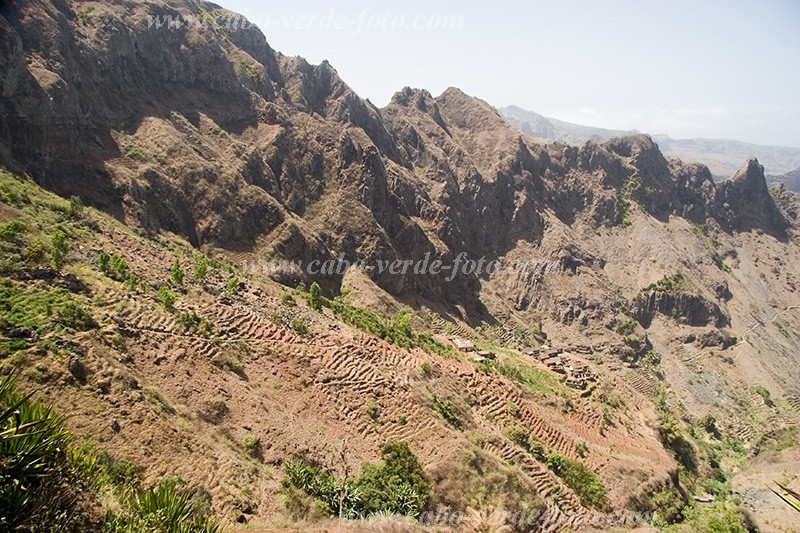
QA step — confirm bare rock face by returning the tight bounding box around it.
[1,0,798,315]
[714,158,789,237]
[632,290,728,328]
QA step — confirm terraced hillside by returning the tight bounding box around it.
[1,170,683,530]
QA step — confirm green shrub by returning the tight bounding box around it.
[175,312,212,335]
[478,358,564,396]
[545,451,609,510]
[224,275,239,297]
[283,462,341,516]
[614,316,637,335]
[528,438,546,461]
[237,60,259,80]
[194,258,208,280]
[281,292,296,307]
[170,258,185,285]
[648,486,685,525]
[0,220,27,242]
[98,252,130,282]
[66,196,84,219]
[701,477,730,500]
[394,308,413,336]
[575,442,589,458]
[635,272,685,301]
[0,374,73,528]
[283,442,429,519]
[327,298,456,358]
[354,442,430,517]
[504,426,530,449]
[158,286,177,310]
[22,241,47,265]
[55,301,97,331]
[432,394,462,430]
[658,416,698,473]
[419,363,431,377]
[624,335,642,350]
[51,231,68,270]
[122,140,152,162]
[752,385,772,405]
[0,280,95,338]
[670,502,749,532]
[97,451,138,487]
[290,317,310,336]
[506,401,520,418]
[221,356,243,374]
[105,478,219,533]
[243,435,260,458]
[308,282,322,312]
[365,401,380,420]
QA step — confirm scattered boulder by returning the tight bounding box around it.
[696,329,737,349]
[97,379,112,394]
[67,355,86,381]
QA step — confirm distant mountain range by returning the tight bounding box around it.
[500,105,800,192]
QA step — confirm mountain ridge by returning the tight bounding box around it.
[499,105,800,190]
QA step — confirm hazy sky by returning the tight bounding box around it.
[217,0,800,147]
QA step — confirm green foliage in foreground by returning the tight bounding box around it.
[105,478,219,533]
[0,374,219,532]
[0,374,73,529]
[772,482,800,513]
[283,441,430,519]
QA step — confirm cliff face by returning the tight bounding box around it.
[1,1,791,273]
[2,0,797,322]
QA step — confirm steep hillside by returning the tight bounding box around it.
[2,1,800,531]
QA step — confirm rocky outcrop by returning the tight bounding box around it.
[714,158,789,238]
[632,291,728,328]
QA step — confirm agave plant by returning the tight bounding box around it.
[772,482,800,513]
[106,478,220,533]
[1,374,72,527]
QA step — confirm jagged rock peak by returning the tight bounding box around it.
[390,87,435,108]
[436,86,501,116]
[730,157,767,188]
[715,157,788,236]
[603,133,663,160]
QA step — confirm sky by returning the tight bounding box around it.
[217,0,800,147]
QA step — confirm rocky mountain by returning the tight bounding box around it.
[499,105,637,145]
[769,167,800,194]
[500,105,800,190]
[2,1,800,531]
